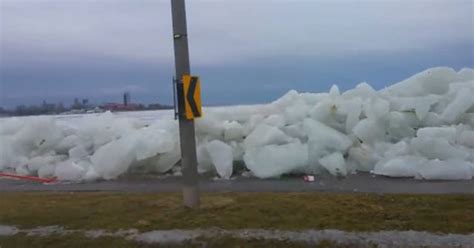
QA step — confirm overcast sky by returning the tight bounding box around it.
[1,0,473,108]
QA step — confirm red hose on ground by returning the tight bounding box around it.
[0,172,57,183]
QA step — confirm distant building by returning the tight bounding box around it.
[101,102,140,111]
[72,98,82,109]
[100,92,143,111]
[123,92,130,106]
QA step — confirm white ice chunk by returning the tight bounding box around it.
[134,128,175,161]
[388,112,419,140]
[411,137,470,160]
[243,114,264,136]
[243,124,291,148]
[363,97,390,120]
[12,117,64,155]
[15,164,30,176]
[340,98,362,133]
[68,145,89,161]
[27,154,65,173]
[416,127,457,144]
[421,112,443,127]
[417,160,473,180]
[383,67,458,96]
[243,141,308,178]
[303,118,351,167]
[197,143,213,173]
[223,121,244,141]
[329,85,340,97]
[263,114,286,128]
[304,118,352,152]
[384,141,410,158]
[55,135,81,155]
[38,164,56,178]
[84,165,100,181]
[457,68,474,81]
[155,146,181,173]
[457,130,474,148]
[76,112,141,149]
[229,141,244,161]
[372,156,427,178]
[283,99,309,125]
[206,140,233,179]
[348,144,378,172]
[55,160,86,181]
[90,137,137,180]
[342,82,376,99]
[388,96,440,120]
[441,90,474,123]
[319,152,347,176]
[304,118,352,169]
[352,118,387,144]
[195,116,224,139]
[282,123,307,140]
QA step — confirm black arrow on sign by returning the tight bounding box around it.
[187,77,201,117]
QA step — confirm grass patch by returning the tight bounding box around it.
[0,192,473,233]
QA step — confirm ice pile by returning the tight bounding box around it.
[1,67,473,181]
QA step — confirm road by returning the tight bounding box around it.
[1,173,473,194]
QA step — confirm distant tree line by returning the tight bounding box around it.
[0,100,172,117]
[0,101,66,116]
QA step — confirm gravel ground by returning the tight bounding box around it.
[1,225,473,247]
[1,173,473,194]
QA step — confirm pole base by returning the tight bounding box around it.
[182,185,200,208]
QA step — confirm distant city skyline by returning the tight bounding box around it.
[1,0,473,108]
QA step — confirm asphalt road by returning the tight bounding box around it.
[1,173,473,194]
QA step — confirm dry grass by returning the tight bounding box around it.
[0,192,473,233]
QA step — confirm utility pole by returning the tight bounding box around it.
[171,0,200,208]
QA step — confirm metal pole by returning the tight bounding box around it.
[171,0,200,208]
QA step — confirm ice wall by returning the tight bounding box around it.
[1,67,473,181]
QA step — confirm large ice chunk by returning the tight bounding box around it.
[388,96,440,120]
[372,156,427,178]
[417,160,473,180]
[243,123,291,148]
[304,118,352,152]
[319,152,347,176]
[27,154,65,173]
[362,97,390,120]
[283,99,309,125]
[304,118,352,170]
[352,118,387,144]
[206,140,233,179]
[68,145,89,161]
[457,130,474,148]
[441,90,474,123]
[197,142,213,173]
[411,137,469,160]
[90,137,137,180]
[416,127,457,144]
[348,144,378,172]
[383,67,458,96]
[133,128,175,161]
[223,121,245,141]
[54,160,87,181]
[243,141,308,178]
[263,114,286,128]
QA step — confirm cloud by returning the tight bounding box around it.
[1,0,472,107]
[2,0,472,66]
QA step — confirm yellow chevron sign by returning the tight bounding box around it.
[182,75,202,120]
